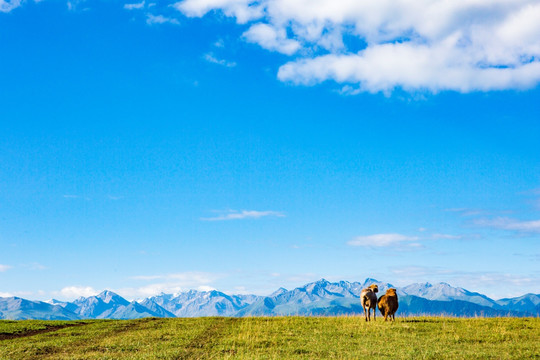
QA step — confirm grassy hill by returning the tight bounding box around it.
[1,317,538,359]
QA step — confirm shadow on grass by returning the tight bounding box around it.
[400,319,442,323]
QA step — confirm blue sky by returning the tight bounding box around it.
[1,0,539,300]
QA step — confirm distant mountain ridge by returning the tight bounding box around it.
[1,279,538,320]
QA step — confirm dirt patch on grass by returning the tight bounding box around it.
[0,322,89,341]
[179,318,239,359]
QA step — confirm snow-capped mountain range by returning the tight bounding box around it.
[1,279,538,320]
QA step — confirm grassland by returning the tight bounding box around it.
[0,317,538,359]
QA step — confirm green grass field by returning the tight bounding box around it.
[0,317,538,359]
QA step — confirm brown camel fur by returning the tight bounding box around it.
[378,288,399,321]
[360,284,379,321]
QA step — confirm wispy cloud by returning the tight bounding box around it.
[431,233,463,240]
[146,14,179,25]
[122,271,222,298]
[203,52,237,68]
[450,272,540,299]
[391,265,454,278]
[54,286,98,299]
[124,1,145,10]
[0,0,21,13]
[213,38,225,48]
[49,273,221,300]
[21,262,47,271]
[130,271,218,282]
[348,233,420,247]
[119,283,217,299]
[200,210,285,221]
[444,208,487,217]
[0,264,12,272]
[107,195,124,201]
[474,217,540,234]
[63,194,80,199]
[63,194,92,201]
[520,187,540,210]
[0,291,14,297]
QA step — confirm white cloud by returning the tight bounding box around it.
[131,271,218,283]
[0,291,14,297]
[121,271,221,298]
[57,286,98,299]
[243,23,300,55]
[197,285,216,291]
[431,233,462,240]
[124,1,145,10]
[451,272,540,299]
[0,0,21,12]
[475,217,540,233]
[146,13,180,25]
[391,265,453,278]
[173,0,262,23]
[203,52,237,67]
[388,266,540,298]
[277,44,540,93]
[173,0,540,93]
[0,264,12,272]
[213,38,225,48]
[445,208,488,217]
[200,209,285,221]
[22,262,47,270]
[348,233,419,247]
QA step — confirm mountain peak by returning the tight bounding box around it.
[363,278,379,283]
[97,290,128,305]
[2,279,538,319]
[98,289,115,297]
[45,299,62,304]
[270,287,288,297]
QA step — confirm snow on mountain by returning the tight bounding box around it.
[138,298,176,318]
[45,298,79,313]
[269,288,288,297]
[72,290,130,318]
[147,289,260,317]
[399,295,527,317]
[360,278,396,295]
[0,297,80,320]
[400,282,499,308]
[3,279,539,319]
[237,278,393,316]
[68,291,175,319]
[97,290,130,306]
[496,293,540,315]
[105,301,169,319]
